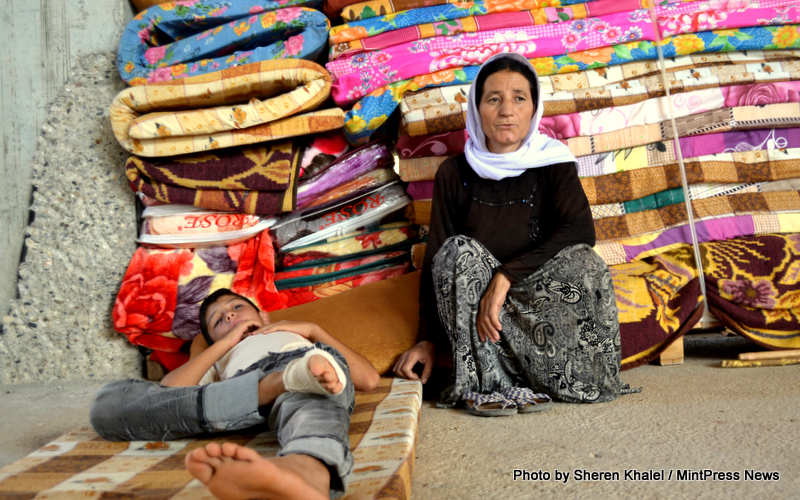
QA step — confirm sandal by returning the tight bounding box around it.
[502,387,553,414]
[463,391,518,417]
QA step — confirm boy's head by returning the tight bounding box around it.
[199,289,270,345]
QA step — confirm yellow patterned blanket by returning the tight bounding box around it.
[0,378,421,500]
[110,60,344,157]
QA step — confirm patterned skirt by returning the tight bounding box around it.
[433,236,638,406]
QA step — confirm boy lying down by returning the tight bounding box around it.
[91,288,380,500]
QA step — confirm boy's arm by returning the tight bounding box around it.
[161,320,259,387]
[262,320,381,392]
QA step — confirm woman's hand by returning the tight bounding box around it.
[393,341,436,384]
[477,272,511,343]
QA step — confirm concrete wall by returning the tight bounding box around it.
[0,0,135,318]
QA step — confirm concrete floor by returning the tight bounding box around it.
[1,333,797,499]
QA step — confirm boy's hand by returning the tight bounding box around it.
[220,320,264,350]
[261,320,320,342]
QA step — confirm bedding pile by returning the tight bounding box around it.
[109,2,417,371]
[323,0,800,365]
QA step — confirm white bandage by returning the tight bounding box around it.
[282,349,347,396]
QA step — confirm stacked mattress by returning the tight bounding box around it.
[324,0,800,366]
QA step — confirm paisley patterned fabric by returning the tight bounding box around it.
[118,1,329,85]
[432,236,638,405]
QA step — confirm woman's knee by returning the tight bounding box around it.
[433,236,495,273]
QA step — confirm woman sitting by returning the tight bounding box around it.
[393,52,637,416]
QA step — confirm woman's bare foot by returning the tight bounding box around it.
[307,354,343,394]
[186,442,330,500]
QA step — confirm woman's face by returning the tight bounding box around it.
[478,70,535,154]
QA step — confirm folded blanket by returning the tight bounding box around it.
[591,183,761,220]
[406,192,800,241]
[705,234,800,349]
[114,231,285,353]
[404,200,432,226]
[126,141,302,215]
[273,183,411,250]
[329,8,800,104]
[406,181,434,201]
[343,28,800,143]
[396,130,467,159]
[111,59,343,157]
[401,67,800,136]
[581,147,800,205]
[279,222,417,268]
[276,250,408,283]
[398,156,448,182]
[278,261,412,307]
[302,168,399,210]
[340,0,637,22]
[330,0,653,59]
[566,103,800,157]
[297,141,394,207]
[595,212,800,266]
[577,128,800,178]
[612,246,703,369]
[119,1,329,85]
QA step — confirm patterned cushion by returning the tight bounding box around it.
[0,378,422,500]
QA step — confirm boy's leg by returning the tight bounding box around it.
[90,369,265,442]
[185,343,356,499]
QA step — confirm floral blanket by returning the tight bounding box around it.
[113,231,284,358]
[705,233,800,350]
[576,128,800,178]
[396,130,467,159]
[342,28,800,143]
[110,59,343,157]
[595,213,800,265]
[0,378,421,500]
[118,0,328,85]
[400,65,800,136]
[126,141,302,215]
[330,0,653,59]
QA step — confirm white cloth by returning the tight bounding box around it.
[198,331,312,385]
[464,52,576,181]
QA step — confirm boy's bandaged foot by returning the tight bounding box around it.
[283,349,346,396]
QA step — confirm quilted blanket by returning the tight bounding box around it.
[118,0,329,85]
[595,213,800,266]
[110,59,343,157]
[342,34,800,143]
[126,141,302,215]
[330,0,653,59]
[400,65,800,136]
[0,378,422,500]
[704,234,800,350]
[279,223,418,268]
[396,130,467,159]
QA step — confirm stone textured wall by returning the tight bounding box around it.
[0,2,142,383]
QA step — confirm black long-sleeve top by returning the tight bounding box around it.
[417,153,596,349]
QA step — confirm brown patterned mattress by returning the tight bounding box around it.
[0,378,421,500]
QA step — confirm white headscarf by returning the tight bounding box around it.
[465,52,576,181]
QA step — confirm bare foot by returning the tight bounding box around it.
[186,442,330,500]
[307,354,343,394]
